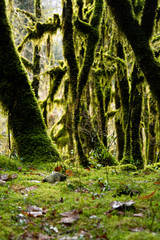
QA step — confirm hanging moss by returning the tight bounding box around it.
[0,0,61,163]
[18,14,60,52]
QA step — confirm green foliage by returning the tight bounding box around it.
[0,154,23,171]
[89,147,118,166]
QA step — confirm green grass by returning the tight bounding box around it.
[0,155,160,239]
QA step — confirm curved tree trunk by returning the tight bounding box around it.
[0,0,60,163]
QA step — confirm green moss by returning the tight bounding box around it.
[120,164,137,172]
[18,14,60,52]
[47,66,67,101]
[0,0,61,163]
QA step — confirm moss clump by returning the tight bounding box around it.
[114,182,143,196]
[120,164,137,172]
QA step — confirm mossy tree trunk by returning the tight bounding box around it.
[62,0,103,166]
[147,97,157,164]
[106,0,160,111]
[94,71,107,146]
[130,65,144,168]
[115,79,124,161]
[116,41,131,163]
[32,0,41,98]
[0,0,60,163]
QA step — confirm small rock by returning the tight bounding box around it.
[43,172,67,183]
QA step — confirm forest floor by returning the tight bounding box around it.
[0,155,160,240]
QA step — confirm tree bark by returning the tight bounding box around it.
[0,0,60,163]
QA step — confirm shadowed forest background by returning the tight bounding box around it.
[1,0,160,170]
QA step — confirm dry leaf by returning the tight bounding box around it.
[21,205,47,218]
[0,173,17,181]
[18,231,54,239]
[59,209,82,224]
[129,227,144,232]
[138,191,156,200]
[65,169,74,176]
[0,179,6,185]
[133,213,144,217]
[154,182,160,185]
[55,165,62,172]
[21,186,37,194]
[109,200,135,209]
[0,173,9,181]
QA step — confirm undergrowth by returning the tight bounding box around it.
[0,155,160,239]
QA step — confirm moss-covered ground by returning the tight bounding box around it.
[0,155,160,240]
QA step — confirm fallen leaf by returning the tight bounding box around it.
[0,179,6,185]
[21,205,47,218]
[129,227,144,232]
[55,165,62,172]
[65,169,74,176]
[154,182,160,185]
[18,231,54,239]
[0,173,17,181]
[138,191,156,200]
[109,200,135,209]
[51,210,56,216]
[77,229,92,239]
[96,233,108,239]
[133,213,144,217]
[21,186,37,194]
[27,205,43,212]
[0,173,9,181]
[59,209,82,224]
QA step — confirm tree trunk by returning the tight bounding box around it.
[106,0,160,110]
[0,0,60,163]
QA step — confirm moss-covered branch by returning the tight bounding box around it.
[16,8,36,22]
[18,14,60,52]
